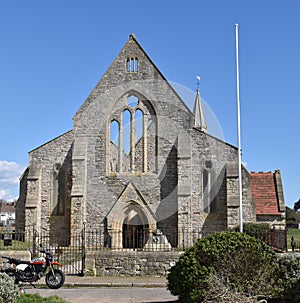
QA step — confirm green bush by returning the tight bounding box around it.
[243,222,270,234]
[167,232,280,303]
[277,253,300,302]
[0,273,20,303]
[232,223,271,240]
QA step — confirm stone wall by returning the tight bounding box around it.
[226,163,256,229]
[16,130,74,234]
[86,251,181,277]
[15,168,29,231]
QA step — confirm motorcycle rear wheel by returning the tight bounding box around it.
[45,269,65,289]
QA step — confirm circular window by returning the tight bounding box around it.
[127,95,138,107]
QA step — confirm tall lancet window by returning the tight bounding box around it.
[203,160,216,214]
[108,93,157,174]
[122,109,131,172]
[109,120,120,172]
[51,163,65,216]
[134,109,144,171]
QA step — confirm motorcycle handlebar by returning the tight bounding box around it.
[38,244,53,256]
[2,248,53,264]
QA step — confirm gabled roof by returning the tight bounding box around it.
[0,204,15,214]
[74,34,193,119]
[29,129,73,154]
[251,170,285,215]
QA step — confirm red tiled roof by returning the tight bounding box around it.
[251,171,281,215]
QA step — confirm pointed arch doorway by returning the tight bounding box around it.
[106,181,157,250]
[122,203,149,249]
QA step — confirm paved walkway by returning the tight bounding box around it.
[27,276,178,303]
[62,275,168,288]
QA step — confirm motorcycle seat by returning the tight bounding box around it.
[14,260,31,265]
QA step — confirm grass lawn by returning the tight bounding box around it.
[0,239,31,251]
[287,228,300,250]
[17,294,69,303]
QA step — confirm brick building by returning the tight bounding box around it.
[251,170,286,228]
[16,35,284,249]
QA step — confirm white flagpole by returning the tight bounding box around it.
[235,23,243,233]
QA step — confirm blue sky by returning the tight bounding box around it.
[0,0,299,208]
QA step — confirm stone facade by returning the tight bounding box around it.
[16,35,260,249]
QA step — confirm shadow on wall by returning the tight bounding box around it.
[202,166,228,234]
[49,146,73,243]
[157,145,178,247]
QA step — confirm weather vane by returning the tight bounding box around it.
[196,75,201,92]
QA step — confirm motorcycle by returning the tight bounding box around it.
[1,246,65,289]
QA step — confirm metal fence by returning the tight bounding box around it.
[0,227,287,252]
[246,229,287,252]
[0,227,287,275]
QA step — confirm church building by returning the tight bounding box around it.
[16,35,285,249]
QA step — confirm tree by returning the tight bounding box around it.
[294,198,300,211]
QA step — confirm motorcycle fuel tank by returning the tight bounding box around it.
[16,264,28,271]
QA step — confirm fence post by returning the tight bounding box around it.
[81,222,86,276]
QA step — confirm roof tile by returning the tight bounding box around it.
[251,172,281,215]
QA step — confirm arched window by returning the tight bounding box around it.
[108,94,157,174]
[51,164,65,216]
[134,109,143,171]
[203,168,209,213]
[110,120,119,147]
[126,57,138,72]
[126,58,130,72]
[134,57,138,72]
[122,110,131,155]
[122,110,131,172]
[203,161,217,214]
[110,120,119,172]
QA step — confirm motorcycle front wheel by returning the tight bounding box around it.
[45,269,65,289]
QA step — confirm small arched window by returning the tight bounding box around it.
[134,57,138,72]
[126,57,138,73]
